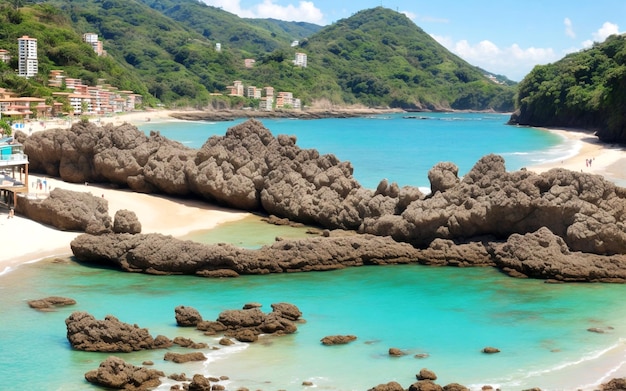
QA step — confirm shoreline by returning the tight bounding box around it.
[5,111,626,273]
[2,111,626,390]
[525,126,626,186]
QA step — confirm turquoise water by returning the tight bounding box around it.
[2,113,625,391]
[138,113,571,190]
[2,256,626,391]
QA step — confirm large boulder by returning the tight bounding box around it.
[492,227,626,282]
[16,188,111,233]
[175,305,203,327]
[70,232,421,276]
[113,209,142,234]
[65,311,172,352]
[84,356,164,390]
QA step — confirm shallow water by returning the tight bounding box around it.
[2,113,623,390]
[2,251,626,391]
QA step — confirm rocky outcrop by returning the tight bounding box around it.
[417,369,437,381]
[175,306,203,327]
[321,335,358,345]
[84,356,164,391]
[164,352,206,363]
[26,119,626,282]
[113,209,142,234]
[492,227,626,282]
[16,188,111,233]
[69,223,626,283]
[70,232,421,276]
[27,296,76,310]
[362,155,626,256]
[65,311,172,352]
[196,302,302,342]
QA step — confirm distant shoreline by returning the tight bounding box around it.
[168,107,405,122]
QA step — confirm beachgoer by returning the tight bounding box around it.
[8,208,14,219]
[43,179,47,192]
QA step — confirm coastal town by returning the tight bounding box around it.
[0,34,305,134]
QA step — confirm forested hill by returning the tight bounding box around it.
[0,1,515,111]
[136,0,322,57]
[246,7,515,111]
[510,34,626,144]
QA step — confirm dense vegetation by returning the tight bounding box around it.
[0,0,153,102]
[137,0,321,57]
[245,8,515,110]
[512,34,626,143]
[0,0,516,111]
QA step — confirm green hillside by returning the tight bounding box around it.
[246,7,515,110]
[511,34,626,143]
[137,0,321,57]
[0,1,515,111]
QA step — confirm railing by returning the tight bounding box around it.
[0,153,28,165]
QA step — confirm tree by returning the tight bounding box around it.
[0,118,12,137]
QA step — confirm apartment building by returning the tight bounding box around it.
[276,92,294,108]
[82,33,104,56]
[18,36,38,78]
[0,49,11,64]
[246,86,262,99]
[227,81,244,96]
[293,52,307,68]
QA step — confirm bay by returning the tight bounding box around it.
[2,113,624,391]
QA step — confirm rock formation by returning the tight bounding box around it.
[175,305,203,327]
[65,311,172,352]
[16,188,111,233]
[27,296,76,310]
[113,209,142,234]
[21,119,626,283]
[70,232,421,276]
[194,302,302,342]
[84,356,164,390]
[320,335,358,345]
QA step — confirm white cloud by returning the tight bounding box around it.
[431,35,558,81]
[202,0,325,24]
[564,17,575,38]
[582,21,621,48]
[401,11,417,20]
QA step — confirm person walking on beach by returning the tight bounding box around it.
[8,207,14,219]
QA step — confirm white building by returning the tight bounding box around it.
[294,52,307,68]
[18,36,37,78]
[83,33,104,56]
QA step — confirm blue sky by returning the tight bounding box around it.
[202,1,625,81]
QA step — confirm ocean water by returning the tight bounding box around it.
[2,113,626,391]
[137,113,573,190]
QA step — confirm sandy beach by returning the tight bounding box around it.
[1,109,249,274]
[527,126,626,185]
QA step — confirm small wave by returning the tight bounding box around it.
[0,266,14,276]
[493,339,626,391]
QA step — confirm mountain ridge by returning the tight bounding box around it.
[0,1,515,111]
